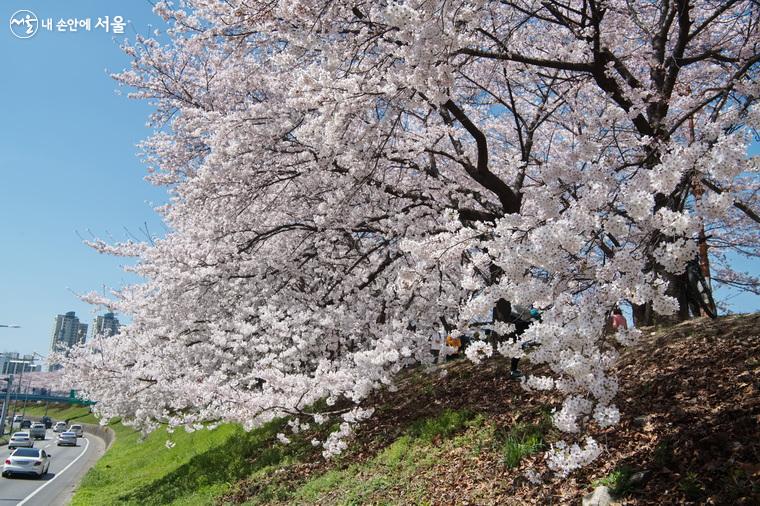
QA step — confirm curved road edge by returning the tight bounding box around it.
[45,429,108,506]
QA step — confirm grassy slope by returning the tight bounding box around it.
[21,404,99,424]
[49,313,760,505]
[20,404,297,505]
[73,423,244,506]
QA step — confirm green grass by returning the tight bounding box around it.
[72,418,299,506]
[499,423,544,468]
[240,409,479,505]
[495,409,553,469]
[20,403,99,424]
[407,408,474,442]
[280,432,435,505]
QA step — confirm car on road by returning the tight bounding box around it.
[12,415,22,423]
[30,423,47,440]
[53,421,67,432]
[41,416,53,428]
[68,424,84,437]
[57,431,78,447]
[8,432,34,450]
[19,420,32,429]
[2,447,51,479]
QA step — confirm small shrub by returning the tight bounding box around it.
[679,471,704,501]
[724,466,760,502]
[652,440,675,469]
[592,465,638,496]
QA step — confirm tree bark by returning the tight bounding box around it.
[632,270,691,327]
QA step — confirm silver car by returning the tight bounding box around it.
[68,424,84,437]
[53,421,67,433]
[2,448,50,479]
[30,423,46,440]
[57,431,78,447]
[8,432,33,450]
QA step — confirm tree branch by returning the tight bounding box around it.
[443,100,522,214]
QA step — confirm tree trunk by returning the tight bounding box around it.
[632,271,691,327]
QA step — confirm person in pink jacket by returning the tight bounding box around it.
[610,307,628,331]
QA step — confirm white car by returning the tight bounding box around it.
[57,431,78,446]
[53,421,67,433]
[2,447,51,479]
[8,432,33,450]
[68,424,84,437]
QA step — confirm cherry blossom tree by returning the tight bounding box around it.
[60,0,759,474]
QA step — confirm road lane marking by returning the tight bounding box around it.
[17,436,91,506]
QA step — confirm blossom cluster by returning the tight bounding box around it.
[546,437,603,477]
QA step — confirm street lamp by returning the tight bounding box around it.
[0,324,21,328]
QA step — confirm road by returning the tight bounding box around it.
[0,428,106,506]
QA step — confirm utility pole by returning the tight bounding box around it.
[20,376,32,419]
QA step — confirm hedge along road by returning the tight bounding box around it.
[0,428,106,506]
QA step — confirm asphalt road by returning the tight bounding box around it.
[0,429,106,506]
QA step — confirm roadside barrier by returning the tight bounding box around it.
[80,423,115,449]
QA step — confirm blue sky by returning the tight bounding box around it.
[1,1,166,359]
[0,1,757,362]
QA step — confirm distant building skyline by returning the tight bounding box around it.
[45,310,122,371]
[49,311,88,371]
[91,312,121,339]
